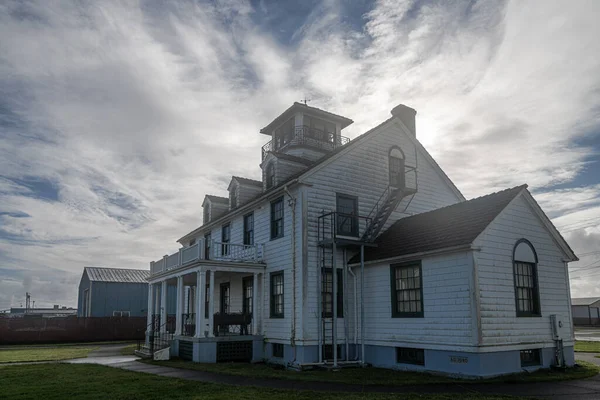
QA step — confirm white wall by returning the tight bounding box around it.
[300,119,464,344]
[473,194,574,348]
[358,251,475,350]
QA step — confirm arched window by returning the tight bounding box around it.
[389,147,405,188]
[513,239,541,317]
[266,163,275,189]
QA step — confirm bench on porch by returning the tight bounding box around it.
[213,312,252,336]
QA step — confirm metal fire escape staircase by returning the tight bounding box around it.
[361,186,411,243]
[316,160,418,367]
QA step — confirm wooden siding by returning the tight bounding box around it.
[300,119,464,342]
[473,194,574,347]
[191,186,301,342]
[359,252,474,348]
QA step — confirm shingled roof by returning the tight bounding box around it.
[350,185,527,264]
[205,195,228,203]
[85,267,149,283]
[233,176,262,186]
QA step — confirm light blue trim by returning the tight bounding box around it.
[363,345,575,377]
[172,339,574,377]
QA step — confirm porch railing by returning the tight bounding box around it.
[213,312,252,336]
[211,242,263,262]
[261,125,350,161]
[150,239,264,276]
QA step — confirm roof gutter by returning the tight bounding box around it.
[178,179,300,243]
[348,244,478,267]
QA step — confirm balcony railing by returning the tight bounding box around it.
[317,211,373,244]
[150,239,264,276]
[262,125,350,161]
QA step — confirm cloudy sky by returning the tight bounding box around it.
[1,0,599,309]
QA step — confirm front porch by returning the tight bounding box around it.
[146,259,265,363]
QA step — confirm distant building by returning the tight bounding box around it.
[9,305,77,318]
[78,267,150,317]
[571,297,600,326]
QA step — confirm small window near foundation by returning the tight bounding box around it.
[396,347,425,366]
[520,349,541,367]
[272,343,284,358]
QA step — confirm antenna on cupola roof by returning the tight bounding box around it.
[300,97,311,105]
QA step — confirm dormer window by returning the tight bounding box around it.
[203,205,210,224]
[266,163,275,189]
[230,187,238,209]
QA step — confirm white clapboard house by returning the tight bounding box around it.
[143,102,578,377]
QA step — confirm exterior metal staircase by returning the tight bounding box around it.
[362,186,408,242]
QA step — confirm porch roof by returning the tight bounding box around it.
[148,260,265,283]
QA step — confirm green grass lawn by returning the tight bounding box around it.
[0,363,523,400]
[0,340,136,350]
[0,346,96,363]
[143,359,599,386]
[120,344,138,356]
[575,341,600,353]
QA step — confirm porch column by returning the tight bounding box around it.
[208,270,215,337]
[160,280,167,333]
[175,275,184,335]
[195,269,206,337]
[252,273,259,335]
[146,283,154,332]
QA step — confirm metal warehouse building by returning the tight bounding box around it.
[571,297,600,326]
[78,267,151,317]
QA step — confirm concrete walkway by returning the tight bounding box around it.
[65,343,138,365]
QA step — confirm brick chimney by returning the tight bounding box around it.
[391,104,416,137]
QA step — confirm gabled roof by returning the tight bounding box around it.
[202,195,229,207]
[350,185,527,264]
[85,267,149,283]
[178,105,463,243]
[233,176,262,186]
[571,297,600,306]
[260,102,354,135]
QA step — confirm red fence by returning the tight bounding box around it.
[0,316,147,344]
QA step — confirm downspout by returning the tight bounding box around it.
[284,185,297,363]
[343,249,349,362]
[348,264,358,360]
[360,244,365,365]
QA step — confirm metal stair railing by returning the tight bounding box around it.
[362,186,399,242]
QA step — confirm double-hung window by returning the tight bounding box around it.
[271,197,284,239]
[243,213,254,245]
[221,224,230,256]
[266,164,275,189]
[243,276,253,315]
[270,271,284,318]
[321,269,344,317]
[204,233,211,260]
[391,262,423,318]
